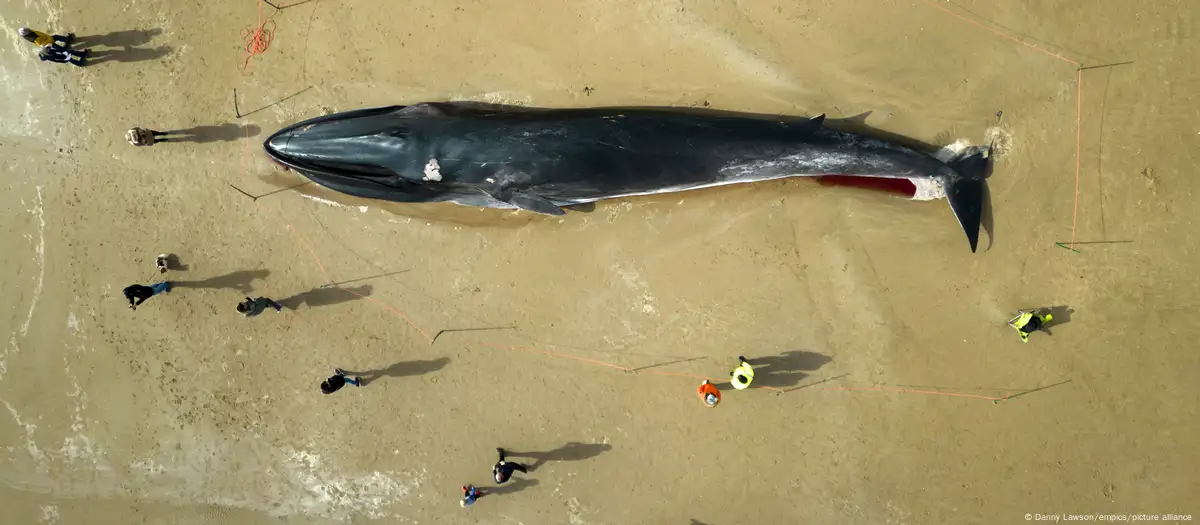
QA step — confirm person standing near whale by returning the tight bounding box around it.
[730,356,755,390]
[1009,310,1053,343]
[320,369,362,394]
[124,282,170,310]
[18,28,73,49]
[236,296,284,317]
[492,448,529,484]
[698,380,721,407]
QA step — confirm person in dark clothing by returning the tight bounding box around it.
[492,448,529,484]
[236,296,283,317]
[126,127,171,146]
[38,44,87,67]
[124,282,170,310]
[320,368,362,394]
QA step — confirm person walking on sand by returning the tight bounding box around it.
[320,368,362,394]
[22,28,88,67]
[124,282,170,310]
[1008,309,1053,343]
[126,127,171,146]
[697,379,721,407]
[730,356,755,390]
[19,28,73,49]
[460,484,483,507]
[38,44,87,67]
[236,296,283,317]
[493,448,529,484]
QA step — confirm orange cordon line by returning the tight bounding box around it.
[500,343,632,371]
[816,385,1008,401]
[640,369,713,380]
[270,203,800,392]
[916,0,1079,66]
[474,340,791,391]
[916,0,1084,250]
[275,203,435,342]
[357,294,436,343]
[272,198,991,399]
[284,222,330,278]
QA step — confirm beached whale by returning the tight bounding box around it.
[263,102,991,252]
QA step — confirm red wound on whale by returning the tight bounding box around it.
[816,175,917,198]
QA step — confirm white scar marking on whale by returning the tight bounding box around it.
[423,158,443,181]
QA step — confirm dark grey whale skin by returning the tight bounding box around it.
[264,102,990,252]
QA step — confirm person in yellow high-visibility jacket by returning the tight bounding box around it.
[19,28,73,49]
[1008,310,1053,343]
[730,356,754,390]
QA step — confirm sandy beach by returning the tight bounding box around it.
[1,0,1197,523]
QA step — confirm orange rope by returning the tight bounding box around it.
[916,0,1079,66]
[268,197,1008,401]
[816,385,1007,401]
[239,0,276,72]
[1071,69,1082,248]
[277,204,436,343]
[916,0,1084,251]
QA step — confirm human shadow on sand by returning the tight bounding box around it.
[172,269,269,293]
[73,28,162,48]
[502,442,612,472]
[157,123,262,143]
[279,285,372,310]
[341,357,449,386]
[741,350,832,389]
[85,45,172,65]
[478,477,540,499]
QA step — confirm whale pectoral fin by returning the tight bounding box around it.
[809,113,827,126]
[478,188,566,216]
[509,192,567,216]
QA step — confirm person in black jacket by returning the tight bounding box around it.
[236,296,284,317]
[320,369,362,394]
[492,448,529,484]
[37,44,87,66]
[124,282,170,310]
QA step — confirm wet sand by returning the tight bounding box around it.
[1,0,1198,523]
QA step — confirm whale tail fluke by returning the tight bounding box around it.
[943,145,992,253]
